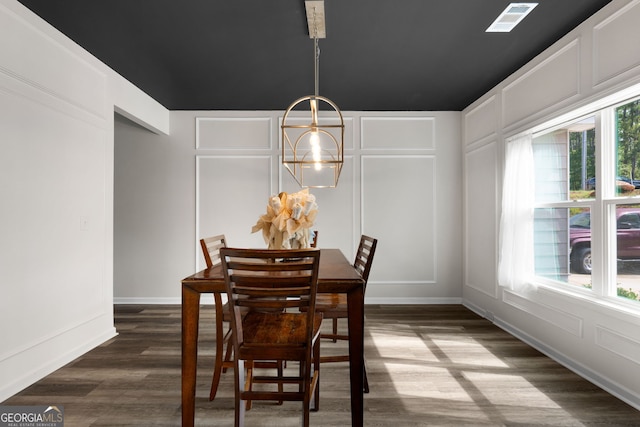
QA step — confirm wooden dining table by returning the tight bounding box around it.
[181,248,366,426]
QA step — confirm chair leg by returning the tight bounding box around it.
[363,359,369,393]
[277,360,284,405]
[312,338,321,411]
[235,359,246,427]
[244,361,253,411]
[302,360,311,427]
[331,318,338,343]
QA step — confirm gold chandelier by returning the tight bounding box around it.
[281,1,344,188]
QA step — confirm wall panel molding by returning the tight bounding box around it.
[592,1,640,87]
[503,290,583,337]
[195,155,274,270]
[361,116,435,150]
[464,95,497,146]
[595,325,640,365]
[503,39,581,128]
[196,117,272,150]
[361,154,436,284]
[464,142,499,298]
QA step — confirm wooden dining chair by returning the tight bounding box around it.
[200,235,234,401]
[310,230,318,248]
[201,235,284,408]
[221,248,323,427]
[313,235,377,393]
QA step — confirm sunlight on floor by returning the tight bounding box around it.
[431,337,510,368]
[384,363,476,402]
[463,371,561,408]
[368,320,591,426]
[369,329,439,362]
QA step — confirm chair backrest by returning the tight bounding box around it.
[200,234,227,268]
[354,235,377,285]
[220,248,321,347]
[310,230,319,248]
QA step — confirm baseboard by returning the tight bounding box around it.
[113,295,215,305]
[365,297,462,305]
[114,296,463,305]
[114,297,182,305]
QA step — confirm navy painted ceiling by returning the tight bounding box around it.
[18,0,611,111]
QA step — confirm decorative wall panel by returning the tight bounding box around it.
[592,1,640,86]
[361,117,435,150]
[464,143,498,298]
[196,117,272,150]
[503,291,583,337]
[464,95,497,145]
[362,155,435,284]
[196,155,273,270]
[595,325,640,365]
[503,40,580,127]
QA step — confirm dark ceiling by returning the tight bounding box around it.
[18,0,611,111]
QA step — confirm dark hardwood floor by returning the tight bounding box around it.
[3,305,640,426]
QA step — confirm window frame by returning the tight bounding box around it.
[526,92,640,310]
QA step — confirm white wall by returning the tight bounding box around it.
[463,0,640,410]
[114,110,463,305]
[0,0,168,400]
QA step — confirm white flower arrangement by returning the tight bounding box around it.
[251,189,318,249]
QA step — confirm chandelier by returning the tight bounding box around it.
[281,0,344,188]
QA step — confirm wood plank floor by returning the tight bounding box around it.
[3,305,640,426]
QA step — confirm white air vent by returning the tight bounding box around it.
[486,3,538,33]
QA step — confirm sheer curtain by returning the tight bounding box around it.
[498,133,536,293]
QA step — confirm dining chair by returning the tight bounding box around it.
[221,248,322,427]
[313,235,377,393]
[200,235,283,407]
[200,235,233,401]
[310,230,318,248]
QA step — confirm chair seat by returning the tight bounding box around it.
[240,312,323,358]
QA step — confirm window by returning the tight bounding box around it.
[528,97,640,305]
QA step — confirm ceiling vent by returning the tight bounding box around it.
[486,3,538,32]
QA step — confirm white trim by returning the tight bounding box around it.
[366,297,462,305]
[113,297,463,306]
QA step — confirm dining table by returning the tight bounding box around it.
[181,248,366,426]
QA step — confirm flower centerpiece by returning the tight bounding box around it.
[251,189,318,249]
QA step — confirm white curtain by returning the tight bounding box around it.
[498,133,536,292]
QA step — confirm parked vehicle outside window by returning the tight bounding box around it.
[570,208,640,274]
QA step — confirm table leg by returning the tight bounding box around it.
[347,285,364,427]
[182,286,201,427]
